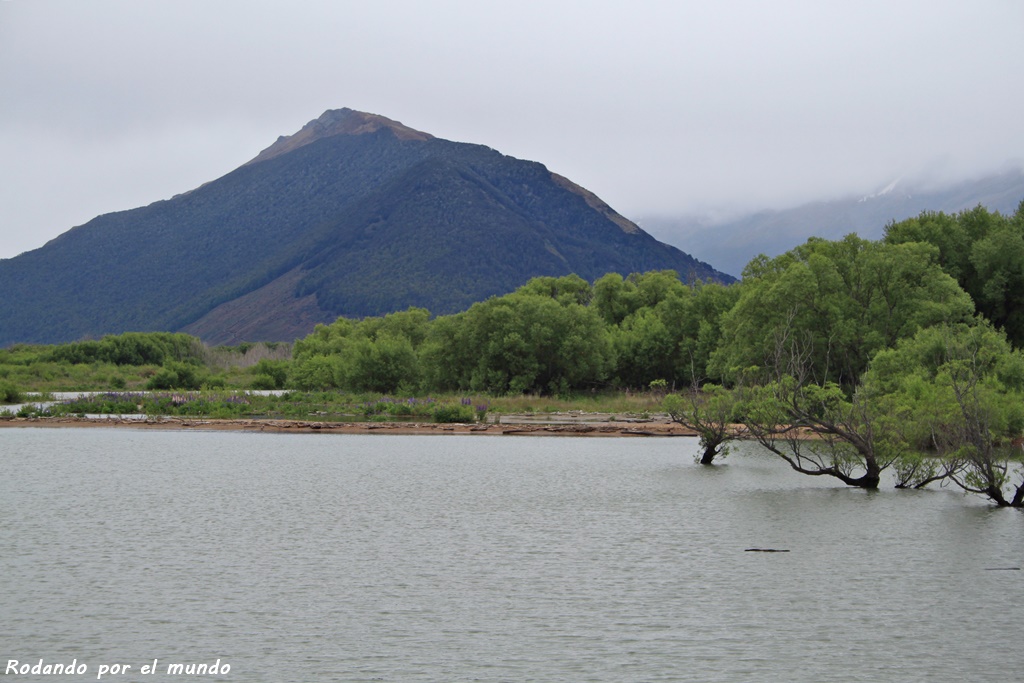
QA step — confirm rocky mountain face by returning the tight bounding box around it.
[0,109,729,346]
[641,168,1024,278]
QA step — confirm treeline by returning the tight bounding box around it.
[48,332,204,366]
[290,271,737,394]
[0,333,289,392]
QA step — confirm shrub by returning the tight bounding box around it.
[432,403,476,423]
[203,375,227,389]
[0,380,22,403]
[145,362,203,390]
[16,404,41,417]
[250,374,278,390]
[253,359,289,388]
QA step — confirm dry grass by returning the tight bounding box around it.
[485,391,664,416]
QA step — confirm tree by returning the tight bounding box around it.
[342,333,420,393]
[712,235,974,388]
[252,359,289,390]
[431,292,613,395]
[290,355,341,391]
[886,204,1024,347]
[663,383,742,465]
[592,272,640,326]
[613,308,676,388]
[145,361,204,390]
[734,313,910,489]
[515,274,593,306]
[864,321,1024,506]
[292,318,356,359]
[742,378,906,489]
[608,277,739,388]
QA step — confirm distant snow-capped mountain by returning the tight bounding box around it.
[641,167,1024,278]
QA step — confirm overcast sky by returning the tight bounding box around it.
[1,0,1022,259]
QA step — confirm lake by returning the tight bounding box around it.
[1,429,1021,682]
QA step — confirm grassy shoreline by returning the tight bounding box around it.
[1,388,669,424]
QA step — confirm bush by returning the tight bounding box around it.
[203,375,227,389]
[253,359,289,388]
[145,362,204,390]
[0,380,22,403]
[250,374,279,390]
[16,404,41,417]
[432,403,476,423]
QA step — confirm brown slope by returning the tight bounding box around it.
[179,268,335,345]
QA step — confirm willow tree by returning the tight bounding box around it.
[741,377,907,489]
[864,321,1024,506]
[711,235,974,388]
[663,384,742,465]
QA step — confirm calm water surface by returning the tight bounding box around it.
[1,429,1021,682]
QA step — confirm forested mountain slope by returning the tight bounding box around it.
[0,109,728,346]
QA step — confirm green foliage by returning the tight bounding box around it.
[250,375,279,390]
[292,318,356,360]
[0,336,283,393]
[432,402,476,423]
[203,374,227,390]
[341,334,420,393]
[419,291,614,395]
[252,359,289,389]
[292,308,430,393]
[592,270,684,326]
[886,204,1024,347]
[49,391,255,419]
[515,274,593,306]
[49,332,203,366]
[864,321,1024,446]
[16,404,42,418]
[740,376,905,489]
[0,379,22,403]
[862,320,1024,504]
[663,384,740,464]
[145,361,204,390]
[713,235,973,387]
[290,355,341,391]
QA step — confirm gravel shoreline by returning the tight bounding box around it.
[0,414,700,437]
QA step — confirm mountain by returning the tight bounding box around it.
[640,167,1024,278]
[0,109,729,347]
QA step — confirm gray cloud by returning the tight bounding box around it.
[1,0,1022,258]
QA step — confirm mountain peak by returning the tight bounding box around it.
[246,108,433,166]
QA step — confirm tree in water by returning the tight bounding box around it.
[866,321,1024,506]
[742,378,906,489]
[737,318,908,489]
[663,383,742,465]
